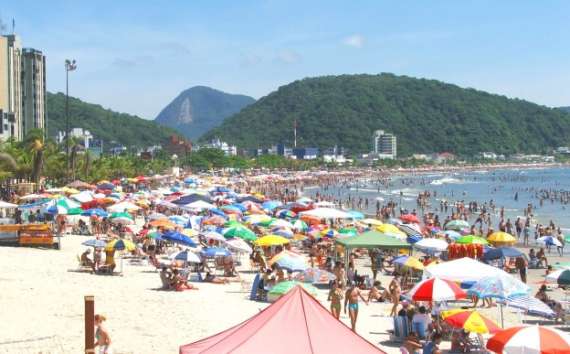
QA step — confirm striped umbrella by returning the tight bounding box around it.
[171,250,201,263]
[105,239,136,251]
[268,251,308,272]
[407,277,466,302]
[487,326,570,354]
[445,219,470,231]
[500,296,555,318]
[442,309,501,334]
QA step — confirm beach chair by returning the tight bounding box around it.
[465,334,486,353]
[390,316,410,342]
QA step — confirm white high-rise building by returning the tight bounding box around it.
[372,130,397,159]
[21,48,46,135]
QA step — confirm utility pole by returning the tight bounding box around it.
[293,119,297,148]
[65,59,77,181]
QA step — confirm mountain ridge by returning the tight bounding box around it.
[201,73,570,156]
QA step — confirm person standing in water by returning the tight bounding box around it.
[94,314,112,354]
[344,282,368,332]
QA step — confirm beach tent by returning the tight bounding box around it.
[423,257,504,285]
[335,230,411,250]
[299,207,353,219]
[179,286,386,354]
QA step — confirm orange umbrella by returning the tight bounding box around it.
[149,219,176,229]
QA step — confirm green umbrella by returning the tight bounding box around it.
[224,220,242,228]
[338,227,358,237]
[110,212,133,220]
[268,281,318,299]
[564,235,570,243]
[553,261,570,270]
[223,225,257,241]
[148,231,162,239]
[48,197,82,215]
[292,219,308,232]
[257,218,276,228]
[456,235,489,245]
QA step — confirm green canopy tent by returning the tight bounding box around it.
[335,230,412,272]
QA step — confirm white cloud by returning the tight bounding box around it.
[342,34,365,48]
[276,49,301,64]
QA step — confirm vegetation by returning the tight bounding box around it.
[47,92,178,148]
[155,86,255,140]
[202,74,570,156]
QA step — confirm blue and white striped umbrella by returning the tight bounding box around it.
[467,273,529,300]
[201,247,231,258]
[500,295,555,318]
[171,250,201,263]
[82,239,107,248]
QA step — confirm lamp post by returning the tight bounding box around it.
[65,59,77,181]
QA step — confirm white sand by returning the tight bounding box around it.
[0,236,560,354]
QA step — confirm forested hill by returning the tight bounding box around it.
[201,74,570,156]
[47,92,177,148]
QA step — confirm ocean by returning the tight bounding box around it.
[307,167,570,231]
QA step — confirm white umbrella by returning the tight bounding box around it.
[148,212,166,221]
[225,238,253,254]
[108,201,140,213]
[70,191,94,203]
[170,250,201,263]
[537,236,562,247]
[0,201,18,208]
[203,231,226,242]
[414,238,448,253]
[300,207,352,219]
[183,200,216,210]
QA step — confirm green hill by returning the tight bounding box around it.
[202,74,570,156]
[47,92,177,148]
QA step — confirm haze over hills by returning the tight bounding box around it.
[202,74,570,156]
[559,107,570,113]
[154,86,255,140]
[47,92,177,148]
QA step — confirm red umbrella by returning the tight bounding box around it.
[487,325,570,354]
[400,214,420,224]
[407,277,466,302]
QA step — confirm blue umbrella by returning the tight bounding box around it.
[201,247,231,258]
[467,273,529,300]
[443,230,461,240]
[82,208,108,217]
[209,208,228,218]
[346,210,365,220]
[483,247,525,261]
[82,239,107,248]
[229,203,247,212]
[407,234,423,244]
[172,250,201,263]
[262,200,282,211]
[169,215,189,226]
[499,295,555,318]
[97,182,115,190]
[162,231,197,247]
[213,186,231,193]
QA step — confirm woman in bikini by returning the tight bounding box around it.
[328,280,343,319]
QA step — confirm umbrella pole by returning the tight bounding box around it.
[499,303,504,328]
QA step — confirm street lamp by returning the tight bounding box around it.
[65,59,77,181]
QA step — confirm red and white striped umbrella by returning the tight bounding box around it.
[487,325,570,354]
[407,277,466,302]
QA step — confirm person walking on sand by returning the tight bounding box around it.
[94,314,112,354]
[344,282,368,332]
[389,275,402,317]
[328,280,343,320]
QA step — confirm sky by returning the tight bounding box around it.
[2,1,570,119]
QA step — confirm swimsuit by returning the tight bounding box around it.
[348,303,359,311]
[332,303,341,312]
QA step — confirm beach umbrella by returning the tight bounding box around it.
[269,219,293,229]
[82,208,108,217]
[376,223,403,235]
[442,230,462,240]
[203,215,227,226]
[182,228,198,237]
[414,238,448,253]
[456,234,489,245]
[0,200,18,208]
[346,210,365,220]
[400,214,420,224]
[225,238,253,254]
[483,247,525,261]
[338,227,358,237]
[487,326,570,354]
[105,239,136,251]
[223,225,257,241]
[201,247,231,258]
[97,182,115,190]
[445,219,470,231]
[262,200,282,211]
[269,251,308,272]
[147,231,163,240]
[407,277,466,302]
[407,234,423,244]
[487,232,516,246]
[393,255,425,270]
[45,197,82,215]
[171,250,201,263]
[245,214,272,225]
[255,235,290,247]
[82,239,107,248]
[149,219,176,229]
[361,218,383,226]
[537,236,563,247]
[271,227,294,238]
[553,261,570,270]
[467,274,529,300]
[441,309,501,334]
[320,228,339,238]
[110,212,134,225]
[399,223,423,236]
[169,215,189,226]
[268,281,317,301]
[546,269,570,285]
[203,231,225,242]
[162,231,197,247]
[276,209,296,219]
[295,268,336,283]
[499,295,555,318]
[71,190,94,203]
[292,219,309,232]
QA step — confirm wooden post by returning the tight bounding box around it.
[85,295,95,354]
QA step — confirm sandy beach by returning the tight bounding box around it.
[1,231,567,354]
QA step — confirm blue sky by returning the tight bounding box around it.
[2,1,570,118]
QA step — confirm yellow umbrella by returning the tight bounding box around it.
[361,218,383,226]
[105,239,136,252]
[487,231,516,246]
[376,224,406,236]
[254,235,290,247]
[182,228,198,237]
[61,187,80,194]
[441,309,501,334]
[401,256,425,270]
